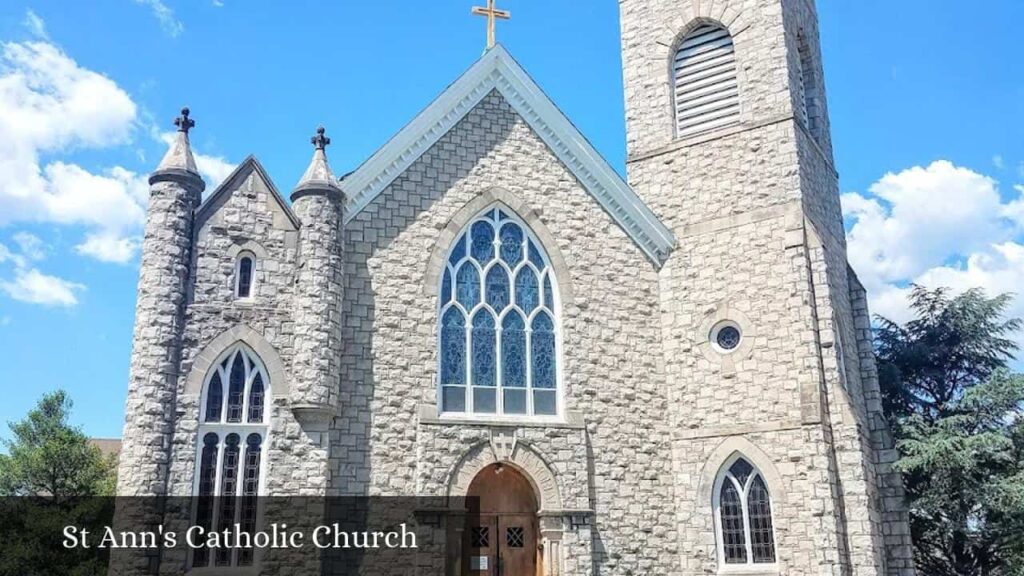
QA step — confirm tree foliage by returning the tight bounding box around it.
[876,286,1024,576]
[0,390,115,498]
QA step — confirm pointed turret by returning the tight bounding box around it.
[118,107,204,497]
[292,126,342,199]
[150,107,204,192]
[289,125,345,435]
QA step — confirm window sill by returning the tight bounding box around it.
[717,564,779,576]
[417,404,585,429]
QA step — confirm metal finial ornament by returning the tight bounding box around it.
[311,126,331,150]
[174,107,195,133]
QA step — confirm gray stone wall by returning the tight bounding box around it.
[619,0,913,574]
[338,90,679,574]
[117,174,202,496]
[161,162,329,499]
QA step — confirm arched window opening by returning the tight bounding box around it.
[714,456,777,566]
[797,31,820,140]
[195,344,269,568]
[438,208,560,418]
[673,23,740,138]
[235,254,255,299]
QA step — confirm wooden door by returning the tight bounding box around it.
[464,464,539,576]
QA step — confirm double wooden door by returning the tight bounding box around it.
[467,513,537,576]
[461,463,540,576]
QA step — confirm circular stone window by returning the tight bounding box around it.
[711,321,742,353]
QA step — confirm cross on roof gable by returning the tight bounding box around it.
[340,44,676,266]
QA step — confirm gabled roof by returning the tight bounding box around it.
[196,155,302,229]
[341,45,676,265]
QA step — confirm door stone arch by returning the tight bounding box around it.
[447,433,565,575]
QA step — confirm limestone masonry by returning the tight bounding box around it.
[117,1,916,574]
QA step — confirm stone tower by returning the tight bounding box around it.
[289,126,345,494]
[117,108,204,496]
[618,0,915,574]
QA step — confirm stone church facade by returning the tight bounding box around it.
[116,0,916,574]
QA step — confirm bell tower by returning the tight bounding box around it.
[618,1,915,574]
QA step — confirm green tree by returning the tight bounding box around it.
[876,286,1024,576]
[0,390,115,498]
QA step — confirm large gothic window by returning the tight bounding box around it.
[673,23,740,137]
[439,208,560,418]
[714,457,777,566]
[193,344,268,568]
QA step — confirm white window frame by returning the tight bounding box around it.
[234,252,257,300]
[191,344,271,570]
[436,206,564,423]
[711,454,779,573]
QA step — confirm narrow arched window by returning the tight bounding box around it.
[714,457,777,566]
[194,344,269,568]
[438,207,560,418]
[235,253,254,299]
[796,31,820,141]
[673,23,739,137]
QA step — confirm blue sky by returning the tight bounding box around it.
[0,0,1022,440]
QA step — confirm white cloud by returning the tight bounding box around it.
[0,267,84,307]
[844,161,1024,341]
[0,38,146,262]
[843,160,1009,289]
[132,0,184,38]
[76,232,140,263]
[13,232,45,261]
[23,10,48,39]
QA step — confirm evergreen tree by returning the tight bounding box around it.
[876,286,1024,575]
[0,390,115,498]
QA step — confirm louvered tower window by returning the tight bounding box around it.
[673,23,740,137]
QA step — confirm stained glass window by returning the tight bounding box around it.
[236,255,253,298]
[715,457,776,566]
[195,345,269,569]
[204,373,223,422]
[439,209,560,416]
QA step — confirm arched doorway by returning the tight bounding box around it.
[464,463,540,576]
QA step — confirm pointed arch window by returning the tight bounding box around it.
[235,253,255,299]
[438,208,560,418]
[194,344,269,568]
[673,23,740,137]
[713,456,777,567]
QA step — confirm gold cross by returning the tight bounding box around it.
[471,0,510,50]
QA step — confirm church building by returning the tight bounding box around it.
[116,0,916,574]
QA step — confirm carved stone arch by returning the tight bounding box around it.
[185,324,289,398]
[447,436,563,513]
[421,186,574,304]
[227,240,268,260]
[697,435,786,507]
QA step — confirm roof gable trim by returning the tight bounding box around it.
[341,45,676,265]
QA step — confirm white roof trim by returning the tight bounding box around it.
[341,45,676,265]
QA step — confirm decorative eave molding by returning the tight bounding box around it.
[341,45,677,266]
[195,155,302,230]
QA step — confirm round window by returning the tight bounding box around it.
[711,322,742,353]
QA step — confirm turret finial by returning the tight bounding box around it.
[174,107,194,134]
[292,124,341,200]
[311,126,330,150]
